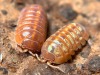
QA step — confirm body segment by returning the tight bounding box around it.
[15,5,47,53]
[41,23,89,64]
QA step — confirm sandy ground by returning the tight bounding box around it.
[0,0,100,75]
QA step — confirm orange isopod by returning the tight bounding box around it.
[15,4,47,53]
[41,23,89,64]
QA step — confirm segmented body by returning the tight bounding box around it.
[41,23,89,64]
[15,5,47,53]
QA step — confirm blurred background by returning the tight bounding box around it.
[0,0,100,75]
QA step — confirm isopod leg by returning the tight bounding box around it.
[35,54,46,63]
[16,45,28,53]
[29,51,36,56]
[29,51,46,63]
[47,62,66,73]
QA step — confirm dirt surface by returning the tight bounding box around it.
[0,0,100,75]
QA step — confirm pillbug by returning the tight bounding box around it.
[40,23,89,64]
[15,5,47,53]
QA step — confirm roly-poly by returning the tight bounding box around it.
[15,4,47,53]
[40,23,89,64]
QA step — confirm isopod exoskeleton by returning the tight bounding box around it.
[15,4,47,53]
[41,23,89,64]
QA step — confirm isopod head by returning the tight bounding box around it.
[41,40,69,64]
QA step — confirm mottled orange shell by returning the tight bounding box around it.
[41,23,89,64]
[15,5,47,53]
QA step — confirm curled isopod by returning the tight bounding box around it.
[15,4,47,53]
[40,23,89,64]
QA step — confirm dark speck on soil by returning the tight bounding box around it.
[85,55,100,73]
[59,4,78,20]
[80,45,91,58]
[1,10,8,15]
[0,67,8,74]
